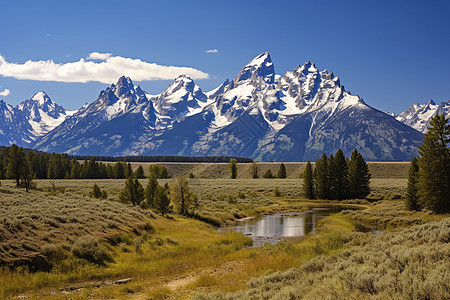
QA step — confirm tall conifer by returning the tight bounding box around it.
[314,153,328,199]
[417,114,450,213]
[405,157,421,211]
[302,161,315,199]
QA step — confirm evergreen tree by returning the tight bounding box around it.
[119,178,144,206]
[154,185,170,216]
[5,144,25,187]
[405,157,421,211]
[263,169,274,178]
[301,161,315,199]
[229,158,237,179]
[170,176,197,215]
[327,154,337,199]
[20,158,34,192]
[148,165,170,179]
[417,114,450,213]
[114,161,125,179]
[144,173,158,209]
[106,164,115,179]
[252,162,258,178]
[333,149,350,200]
[276,163,287,179]
[89,183,103,198]
[125,162,133,178]
[348,149,371,199]
[314,153,329,199]
[135,165,145,178]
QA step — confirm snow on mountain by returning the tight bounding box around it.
[396,100,450,133]
[0,92,75,146]
[17,91,76,139]
[153,75,211,120]
[1,52,427,161]
[34,76,157,154]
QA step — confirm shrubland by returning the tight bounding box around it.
[0,161,447,299]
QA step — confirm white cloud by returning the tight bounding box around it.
[205,49,218,54]
[87,52,112,60]
[0,88,10,97]
[0,52,209,84]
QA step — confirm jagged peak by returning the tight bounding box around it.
[234,52,275,84]
[425,99,436,106]
[163,74,202,96]
[31,91,51,106]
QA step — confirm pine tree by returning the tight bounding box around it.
[405,157,421,211]
[252,162,258,178]
[417,114,450,213]
[314,153,329,199]
[301,161,315,199]
[135,165,145,178]
[114,162,125,179]
[276,163,287,179]
[263,169,273,178]
[334,149,349,200]
[327,154,336,199]
[144,173,158,209]
[89,183,103,198]
[5,144,26,187]
[119,178,144,206]
[170,176,197,215]
[229,158,237,179]
[125,162,133,179]
[154,185,170,216]
[21,158,33,192]
[348,149,371,199]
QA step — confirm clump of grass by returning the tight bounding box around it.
[71,235,113,266]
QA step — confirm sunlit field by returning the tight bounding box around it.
[0,162,448,299]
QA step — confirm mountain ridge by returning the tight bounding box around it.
[0,52,433,161]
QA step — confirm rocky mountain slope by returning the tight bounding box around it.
[0,92,74,146]
[395,100,450,133]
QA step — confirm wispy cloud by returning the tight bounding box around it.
[0,52,209,84]
[205,49,218,54]
[0,88,10,97]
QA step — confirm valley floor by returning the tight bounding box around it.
[0,176,448,299]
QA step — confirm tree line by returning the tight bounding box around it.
[301,149,371,200]
[405,114,449,214]
[0,145,173,191]
[71,155,253,163]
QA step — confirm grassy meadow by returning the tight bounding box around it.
[0,162,448,299]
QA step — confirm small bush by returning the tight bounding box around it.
[89,183,107,199]
[273,187,282,197]
[72,235,113,266]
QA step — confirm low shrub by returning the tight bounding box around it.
[71,235,113,266]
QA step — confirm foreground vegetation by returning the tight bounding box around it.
[0,160,448,299]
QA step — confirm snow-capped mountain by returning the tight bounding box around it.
[151,74,210,121]
[35,76,157,154]
[2,53,427,161]
[0,92,75,146]
[395,100,450,133]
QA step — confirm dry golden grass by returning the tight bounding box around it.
[0,162,431,299]
[0,179,153,264]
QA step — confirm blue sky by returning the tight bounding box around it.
[0,0,449,113]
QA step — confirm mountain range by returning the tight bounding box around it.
[1,52,447,161]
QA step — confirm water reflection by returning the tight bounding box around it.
[231,207,342,238]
